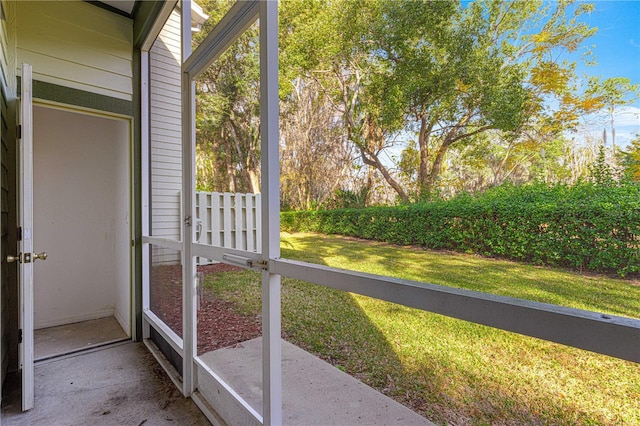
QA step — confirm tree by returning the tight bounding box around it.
[280,79,355,209]
[622,136,640,181]
[195,0,637,206]
[281,1,607,201]
[280,0,418,202]
[374,0,603,196]
[194,2,261,193]
[584,77,639,159]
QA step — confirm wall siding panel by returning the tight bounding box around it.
[16,1,133,101]
[0,0,16,390]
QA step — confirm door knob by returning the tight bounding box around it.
[33,252,48,261]
[7,254,21,263]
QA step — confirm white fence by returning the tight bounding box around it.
[195,192,261,265]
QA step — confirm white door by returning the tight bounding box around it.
[18,62,35,412]
[11,63,47,411]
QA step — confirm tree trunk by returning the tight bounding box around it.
[417,114,434,197]
[423,139,452,193]
[422,114,485,194]
[247,168,260,194]
[225,140,236,193]
[360,147,409,202]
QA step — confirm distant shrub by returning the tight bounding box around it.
[281,182,640,277]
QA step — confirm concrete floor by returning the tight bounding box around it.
[1,342,210,426]
[35,317,128,360]
[2,330,433,425]
[198,338,434,426]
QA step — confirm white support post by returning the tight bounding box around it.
[259,2,282,425]
[181,0,196,397]
[141,49,151,339]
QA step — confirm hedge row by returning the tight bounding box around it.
[281,183,640,277]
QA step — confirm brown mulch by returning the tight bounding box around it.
[150,263,262,355]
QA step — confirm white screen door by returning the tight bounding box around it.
[18,62,35,411]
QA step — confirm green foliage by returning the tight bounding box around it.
[622,135,640,181]
[281,182,640,277]
[322,187,370,210]
[588,144,616,185]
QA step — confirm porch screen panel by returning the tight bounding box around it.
[149,245,183,339]
[150,8,183,241]
[147,7,184,344]
[192,18,262,259]
[189,12,268,424]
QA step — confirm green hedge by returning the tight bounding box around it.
[281,183,640,277]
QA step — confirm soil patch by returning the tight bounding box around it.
[149,263,261,354]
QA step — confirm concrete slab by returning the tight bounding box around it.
[35,316,128,360]
[1,342,209,426]
[198,338,433,426]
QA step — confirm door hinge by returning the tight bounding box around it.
[18,329,22,344]
[17,227,22,241]
[17,125,21,139]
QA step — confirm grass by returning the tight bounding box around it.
[203,232,640,425]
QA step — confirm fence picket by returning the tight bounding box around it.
[256,193,262,251]
[223,192,233,249]
[211,193,221,247]
[194,192,260,264]
[246,194,255,252]
[235,193,243,250]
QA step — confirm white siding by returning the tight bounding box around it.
[16,1,133,101]
[1,0,16,97]
[150,8,182,253]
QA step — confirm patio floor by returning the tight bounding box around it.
[34,317,128,361]
[1,342,209,425]
[2,337,435,425]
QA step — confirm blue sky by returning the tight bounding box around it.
[574,0,640,148]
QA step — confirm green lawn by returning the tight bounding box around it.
[204,232,640,425]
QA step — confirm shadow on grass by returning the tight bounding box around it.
[276,232,640,425]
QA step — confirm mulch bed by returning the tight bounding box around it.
[150,263,262,355]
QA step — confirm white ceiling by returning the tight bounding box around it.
[99,0,137,15]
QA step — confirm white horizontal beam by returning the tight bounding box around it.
[191,243,262,266]
[183,0,259,79]
[193,357,263,424]
[271,259,640,363]
[143,310,184,355]
[142,236,183,251]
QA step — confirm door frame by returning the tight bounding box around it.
[30,101,135,338]
[16,74,136,411]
